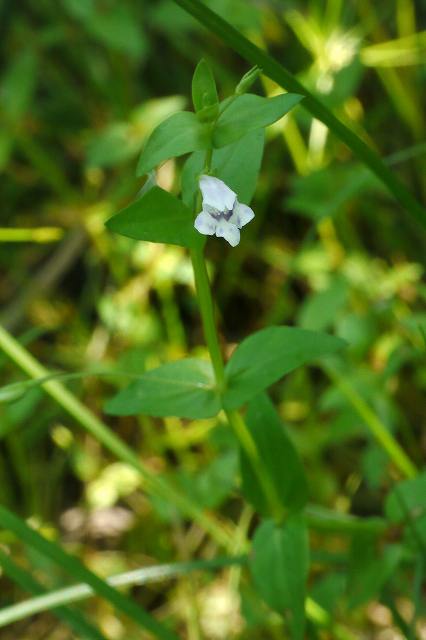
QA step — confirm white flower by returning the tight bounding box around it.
[194,175,254,247]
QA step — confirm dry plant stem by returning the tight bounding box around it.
[0,324,231,549]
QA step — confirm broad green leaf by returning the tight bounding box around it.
[192,59,218,113]
[104,358,220,419]
[250,516,308,640]
[181,128,264,209]
[105,186,200,248]
[0,549,108,639]
[240,394,308,516]
[347,534,403,608]
[223,326,346,410]
[0,505,178,640]
[213,93,303,148]
[137,112,209,176]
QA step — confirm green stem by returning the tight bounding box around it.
[190,147,284,519]
[0,324,231,549]
[190,246,225,386]
[172,0,426,230]
[325,364,417,479]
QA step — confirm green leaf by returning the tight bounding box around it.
[287,164,384,222]
[172,0,426,229]
[385,471,426,547]
[240,394,308,516]
[104,358,220,419]
[0,505,178,640]
[250,516,308,640]
[0,549,108,640]
[297,276,348,331]
[192,59,219,113]
[105,186,200,248]
[347,534,403,608]
[235,66,261,95]
[213,93,303,148]
[182,128,264,209]
[63,0,147,58]
[136,112,209,176]
[223,326,346,410]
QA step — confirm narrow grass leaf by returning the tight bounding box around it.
[0,555,246,627]
[0,505,178,640]
[0,549,107,640]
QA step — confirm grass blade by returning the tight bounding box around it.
[0,556,246,628]
[0,549,107,639]
[172,0,426,230]
[0,505,178,640]
[0,324,231,549]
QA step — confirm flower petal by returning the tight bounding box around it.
[215,220,240,247]
[230,201,255,228]
[199,175,236,212]
[194,211,217,236]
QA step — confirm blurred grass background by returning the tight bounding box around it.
[0,0,425,638]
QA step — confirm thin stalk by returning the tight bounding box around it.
[325,364,417,479]
[190,246,225,387]
[190,153,285,521]
[0,324,232,549]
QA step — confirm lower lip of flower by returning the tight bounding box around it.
[209,207,233,222]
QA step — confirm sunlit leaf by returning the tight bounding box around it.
[105,358,220,419]
[137,112,209,175]
[223,326,346,410]
[213,93,303,147]
[106,186,200,248]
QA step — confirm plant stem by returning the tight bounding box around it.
[0,324,231,549]
[190,247,225,387]
[190,241,284,520]
[325,364,417,479]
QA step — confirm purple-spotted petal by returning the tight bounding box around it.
[230,201,255,228]
[199,175,236,212]
[215,220,240,247]
[194,211,217,236]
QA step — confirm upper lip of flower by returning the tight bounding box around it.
[194,175,255,247]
